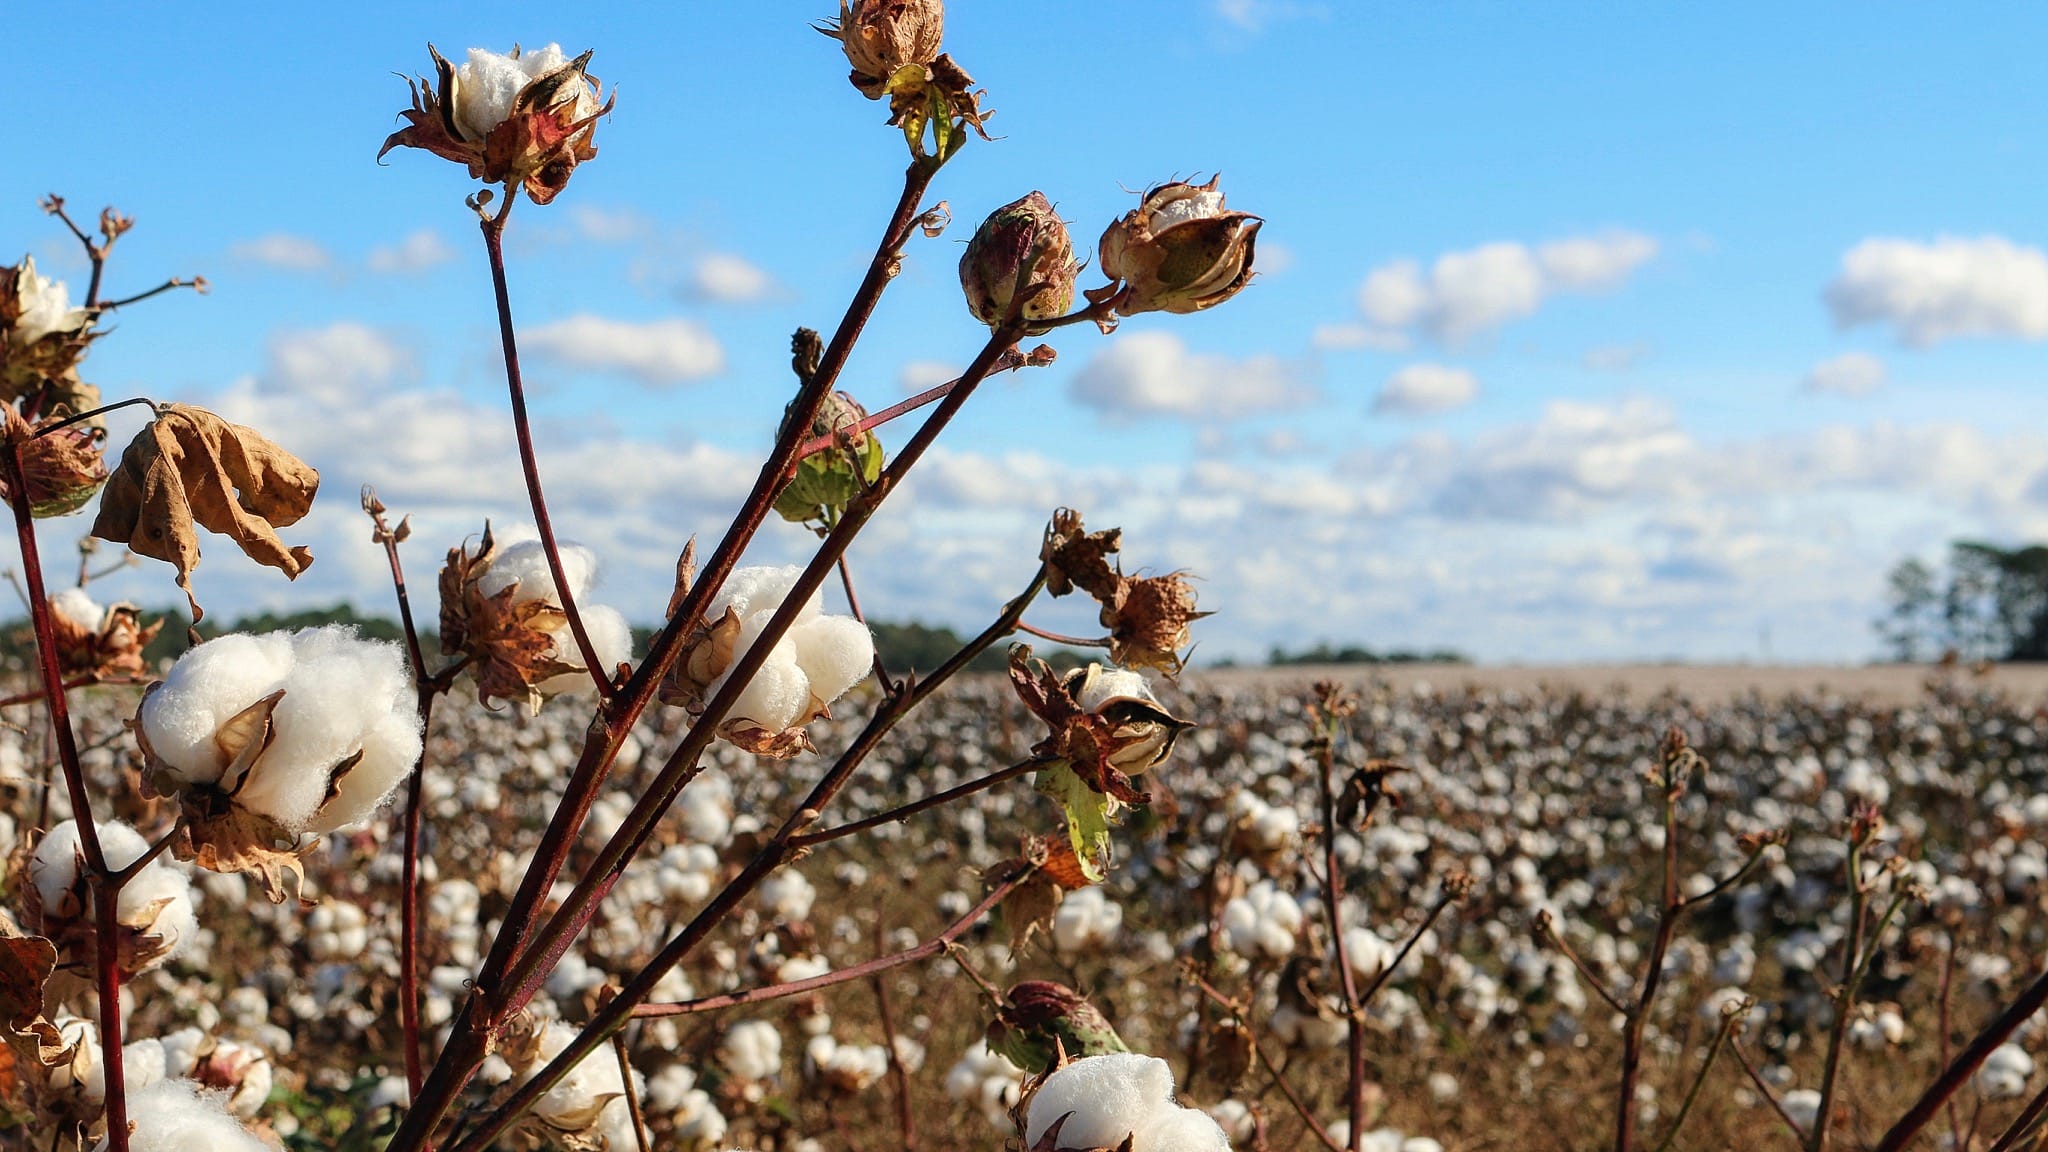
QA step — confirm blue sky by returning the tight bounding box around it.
[9,1,2048,663]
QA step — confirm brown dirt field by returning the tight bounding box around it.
[1191,662,2048,706]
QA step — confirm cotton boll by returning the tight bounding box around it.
[1207,1100,1255,1143]
[139,632,296,785]
[1221,880,1302,959]
[1025,1053,1194,1152]
[1053,886,1123,953]
[711,565,820,625]
[1978,1044,2034,1100]
[790,615,875,706]
[945,1047,1025,1130]
[721,1020,783,1082]
[50,587,104,631]
[307,707,425,834]
[30,818,143,918]
[238,627,414,830]
[759,869,816,922]
[1132,1105,1231,1152]
[1781,1089,1821,1131]
[515,1020,632,1135]
[479,539,598,607]
[723,644,810,734]
[95,1078,272,1152]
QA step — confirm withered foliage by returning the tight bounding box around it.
[438,523,580,715]
[1041,509,1207,674]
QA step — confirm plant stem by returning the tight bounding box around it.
[873,968,918,1152]
[1190,974,1345,1152]
[788,758,1036,849]
[1650,1011,1738,1152]
[1616,785,1682,1152]
[478,191,609,696]
[1311,693,1367,1152]
[365,491,435,1098]
[2,440,126,1152]
[1731,1035,1809,1143]
[1873,965,2048,1152]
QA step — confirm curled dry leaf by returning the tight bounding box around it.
[1041,509,1208,674]
[90,403,318,623]
[438,523,579,714]
[0,927,70,1102]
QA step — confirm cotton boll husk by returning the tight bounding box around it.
[1025,1053,1178,1150]
[305,707,425,834]
[139,633,297,785]
[50,587,104,630]
[453,45,596,144]
[117,854,198,960]
[479,539,598,608]
[93,1078,272,1152]
[790,615,875,707]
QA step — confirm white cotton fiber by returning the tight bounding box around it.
[479,539,598,608]
[31,820,162,921]
[536,604,634,698]
[1026,1053,1179,1150]
[93,1078,271,1152]
[720,1019,783,1082]
[141,633,297,785]
[790,615,875,707]
[710,565,820,625]
[141,627,422,835]
[453,44,595,144]
[526,1019,631,1133]
[50,587,104,631]
[725,648,809,733]
[1073,665,1158,713]
[1133,1106,1232,1152]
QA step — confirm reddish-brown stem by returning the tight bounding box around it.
[1941,931,1962,1150]
[43,197,109,308]
[627,868,1027,1020]
[1731,1035,1809,1142]
[1190,974,1344,1152]
[366,491,435,1098]
[873,969,918,1152]
[452,537,1041,1149]
[1355,888,1458,1009]
[1813,840,1883,1152]
[789,757,1035,849]
[497,326,1022,1010]
[1015,621,1111,648]
[1535,912,1630,1016]
[610,1031,652,1152]
[1616,785,1683,1152]
[478,192,609,696]
[2,441,126,1151]
[1310,699,1367,1152]
[29,397,157,440]
[388,161,952,1152]
[0,674,145,709]
[1873,965,2048,1151]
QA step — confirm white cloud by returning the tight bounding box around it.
[570,205,654,245]
[228,233,331,271]
[1374,363,1478,415]
[367,230,455,275]
[1827,235,2048,346]
[1583,343,1648,372]
[1351,231,1658,345]
[1313,323,1408,352]
[1068,331,1317,421]
[525,315,725,387]
[686,254,776,304]
[898,360,958,393]
[1805,351,1886,397]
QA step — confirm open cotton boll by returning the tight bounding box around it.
[478,539,599,608]
[710,565,822,625]
[454,45,598,144]
[139,632,297,785]
[49,587,104,631]
[536,604,634,698]
[31,818,147,917]
[523,1020,633,1134]
[721,1019,784,1082]
[94,1078,272,1152]
[1025,1053,1227,1152]
[790,615,875,706]
[1978,1043,2035,1100]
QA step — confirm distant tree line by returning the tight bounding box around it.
[1878,542,2048,662]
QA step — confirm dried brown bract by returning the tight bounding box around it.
[380,44,613,205]
[1042,509,1208,673]
[819,0,990,154]
[47,597,158,680]
[90,403,319,623]
[439,524,581,714]
[1090,175,1262,319]
[0,405,107,520]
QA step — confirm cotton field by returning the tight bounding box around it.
[9,663,2048,1149]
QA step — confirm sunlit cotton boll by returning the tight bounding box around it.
[452,44,600,143]
[138,627,423,836]
[945,1046,1025,1130]
[646,1064,727,1149]
[94,1078,272,1152]
[1221,880,1302,959]
[1978,1044,2035,1100]
[759,869,817,923]
[704,565,875,736]
[1025,1054,1230,1152]
[516,1021,638,1139]
[30,819,198,975]
[478,539,633,695]
[1781,1089,1821,1132]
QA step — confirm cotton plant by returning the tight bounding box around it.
[1220,880,1302,960]
[945,1045,1027,1130]
[504,1018,646,1149]
[662,564,876,757]
[132,626,422,896]
[91,1079,271,1152]
[438,529,635,713]
[27,819,197,981]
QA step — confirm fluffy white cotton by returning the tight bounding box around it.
[1071,666,1160,713]
[453,44,599,144]
[526,1020,632,1133]
[1221,880,1302,959]
[30,820,197,964]
[945,1047,1026,1130]
[648,1064,727,1144]
[480,539,598,608]
[93,1078,271,1152]
[759,869,816,922]
[702,566,872,736]
[50,587,104,631]
[807,1035,891,1091]
[1025,1053,1229,1152]
[11,256,93,345]
[139,627,423,833]
[720,1019,783,1082]
[1053,886,1123,953]
[537,604,633,698]
[1781,1088,1821,1131]
[1979,1043,2035,1100]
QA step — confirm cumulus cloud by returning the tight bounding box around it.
[525,315,725,387]
[1805,351,1886,397]
[1827,235,2048,346]
[686,254,777,304]
[1068,332,1316,421]
[1374,363,1478,415]
[569,205,654,245]
[1350,231,1658,346]
[1583,344,1648,372]
[367,230,455,275]
[899,360,958,392]
[228,233,331,272]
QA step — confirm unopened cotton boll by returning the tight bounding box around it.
[95,1078,272,1152]
[1024,1053,1230,1152]
[138,627,422,844]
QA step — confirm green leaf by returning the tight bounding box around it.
[1036,760,1113,882]
[773,434,885,525]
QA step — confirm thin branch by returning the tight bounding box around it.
[873,967,918,1152]
[788,758,1035,850]
[610,1031,652,1152]
[1534,911,1631,1017]
[1310,687,1366,1152]
[1015,622,1111,648]
[1190,974,1344,1152]
[1732,1035,1809,1143]
[1873,964,2048,1151]
[1356,888,1459,1008]
[94,276,204,312]
[29,397,158,440]
[1650,1008,1741,1152]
